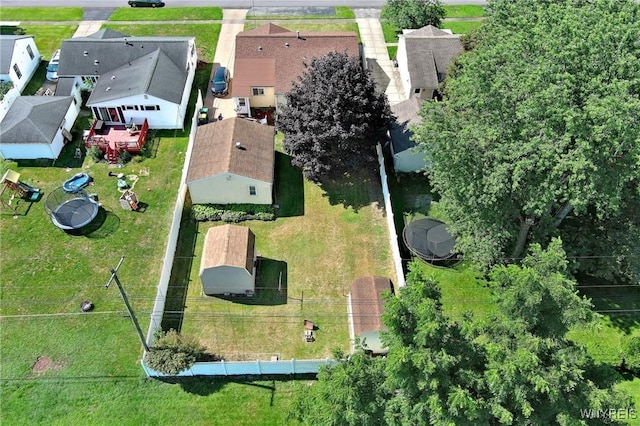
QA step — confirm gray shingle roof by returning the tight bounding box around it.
[87,49,186,105]
[58,33,193,78]
[401,25,463,91]
[0,35,34,74]
[0,96,73,144]
[390,97,424,153]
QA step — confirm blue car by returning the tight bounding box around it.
[211,66,230,96]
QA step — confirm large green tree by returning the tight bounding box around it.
[414,0,640,275]
[277,51,392,183]
[290,242,630,424]
[381,0,446,30]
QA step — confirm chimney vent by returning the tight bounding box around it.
[296,30,300,39]
[236,142,242,149]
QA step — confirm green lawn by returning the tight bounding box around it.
[443,5,486,18]
[246,6,355,20]
[443,20,484,34]
[109,7,222,21]
[10,25,77,60]
[381,22,400,43]
[0,7,83,21]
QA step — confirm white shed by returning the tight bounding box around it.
[200,224,256,296]
[187,117,275,205]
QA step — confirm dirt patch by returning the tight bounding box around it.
[31,356,66,374]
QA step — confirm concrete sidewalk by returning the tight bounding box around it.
[354,9,405,105]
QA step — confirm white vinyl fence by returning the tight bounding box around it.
[143,358,337,377]
[377,143,406,288]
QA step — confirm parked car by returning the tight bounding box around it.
[211,66,230,97]
[128,0,165,7]
[46,50,60,82]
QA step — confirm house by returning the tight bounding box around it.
[0,35,41,94]
[396,25,462,100]
[0,95,81,160]
[0,35,42,121]
[57,29,197,129]
[389,97,427,173]
[200,224,257,296]
[350,276,394,355]
[232,23,359,117]
[186,117,275,205]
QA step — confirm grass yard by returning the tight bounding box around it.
[109,7,223,21]
[6,25,78,60]
[444,20,484,35]
[246,6,355,20]
[443,5,486,18]
[0,7,83,21]
[177,149,394,360]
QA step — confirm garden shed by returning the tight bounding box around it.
[199,224,256,296]
[349,276,394,355]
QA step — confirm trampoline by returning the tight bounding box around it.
[403,218,456,262]
[45,187,99,230]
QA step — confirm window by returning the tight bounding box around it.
[26,45,34,60]
[414,88,421,94]
[252,87,265,96]
[249,186,257,196]
[142,105,160,111]
[13,64,22,79]
[238,98,246,107]
[122,105,137,111]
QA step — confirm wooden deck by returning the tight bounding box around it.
[84,119,149,163]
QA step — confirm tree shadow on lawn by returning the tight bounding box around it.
[274,151,304,218]
[578,281,640,334]
[161,196,198,333]
[319,165,383,212]
[215,258,288,306]
[157,375,315,398]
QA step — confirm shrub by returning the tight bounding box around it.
[192,203,275,222]
[87,145,103,162]
[118,150,132,165]
[144,329,207,375]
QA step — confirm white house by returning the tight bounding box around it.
[200,224,256,296]
[0,35,41,94]
[0,94,81,160]
[57,29,196,129]
[389,97,428,173]
[0,35,42,122]
[396,25,462,101]
[186,117,275,205]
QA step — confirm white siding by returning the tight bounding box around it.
[200,265,255,295]
[8,37,41,93]
[188,173,272,205]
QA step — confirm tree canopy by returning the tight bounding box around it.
[290,241,629,424]
[276,51,392,183]
[144,329,207,375]
[381,0,446,30]
[413,0,640,278]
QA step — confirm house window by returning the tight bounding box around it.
[249,186,257,196]
[73,97,77,105]
[122,105,137,111]
[414,88,421,94]
[143,105,160,111]
[252,87,265,96]
[13,64,22,79]
[26,45,34,60]
[238,98,246,107]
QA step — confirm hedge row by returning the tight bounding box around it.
[192,203,275,222]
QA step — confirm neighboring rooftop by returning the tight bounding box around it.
[0,96,73,144]
[201,224,256,273]
[350,276,394,336]
[390,97,425,153]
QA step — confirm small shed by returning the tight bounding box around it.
[200,224,256,296]
[350,276,394,355]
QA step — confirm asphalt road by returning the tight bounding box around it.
[2,0,487,8]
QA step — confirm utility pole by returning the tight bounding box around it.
[104,256,150,352]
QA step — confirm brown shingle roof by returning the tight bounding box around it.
[233,24,359,96]
[350,276,394,336]
[187,117,275,183]
[201,224,255,273]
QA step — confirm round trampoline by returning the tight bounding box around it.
[403,218,456,262]
[45,187,99,231]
